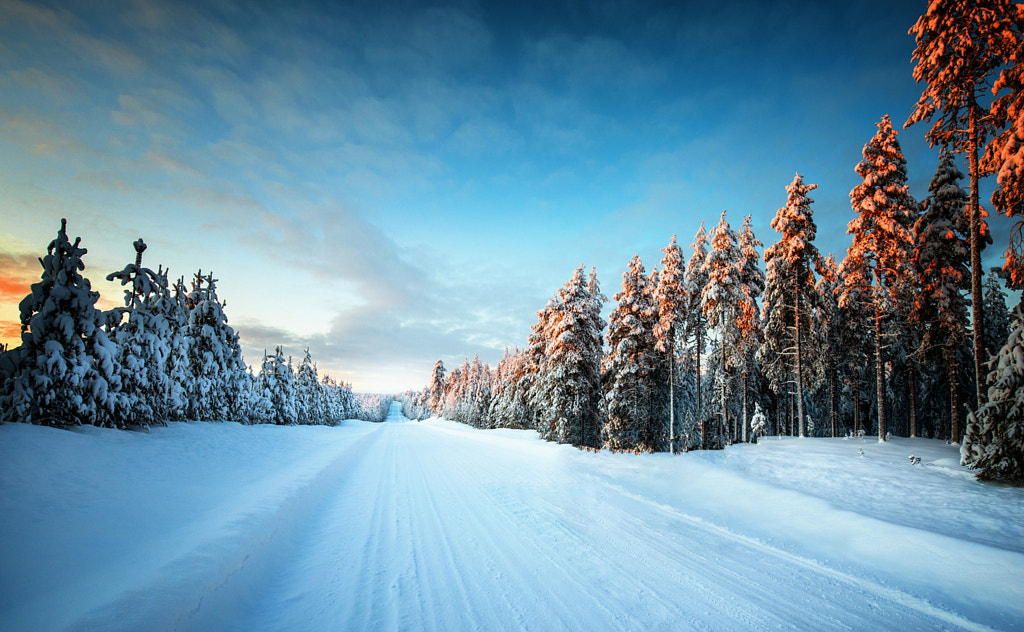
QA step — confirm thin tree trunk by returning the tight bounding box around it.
[742,371,748,443]
[876,306,886,442]
[949,340,960,443]
[721,335,728,446]
[669,350,675,453]
[830,364,838,438]
[853,380,861,435]
[908,361,917,438]
[969,103,986,409]
[796,291,806,438]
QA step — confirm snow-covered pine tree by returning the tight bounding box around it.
[915,149,972,441]
[260,346,298,425]
[842,116,918,442]
[685,223,710,442]
[535,265,606,447]
[983,271,1012,357]
[241,365,275,424]
[750,402,768,442]
[105,237,176,427]
[737,215,765,443]
[984,7,1024,287]
[428,359,446,415]
[701,211,744,445]
[758,174,824,438]
[295,348,326,424]
[654,236,688,452]
[182,271,246,421]
[815,255,843,438]
[9,219,123,427]
[961,304,1024,483]
[602,255,660,452]
[907,0,1011,404]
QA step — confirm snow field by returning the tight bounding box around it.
[2,408,1023,631]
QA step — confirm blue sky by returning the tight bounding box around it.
[0,0,1013,392]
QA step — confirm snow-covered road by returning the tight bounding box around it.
[2,405,1022,631]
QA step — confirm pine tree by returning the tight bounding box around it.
[758,174,823,438]
[915,149,972,441]
[815,254,843,438]
[603,255,660,452]
[105,238,176,426]
[9,219,123,427]
[295,348,325,424]
[983,271,1012,357]
[983,8,1024,286]
[182,271,245,421]
[842,116,918,442]
[260,346,298,425]
[654,236,688,452]
[750,402,769,441]
[684,223,710,443]
[961,305,1024,483]
[701,211,744,445]
[536,266,606,447]
[907,0,1012,405]
[428,359,446,415]
[736,215,765,443]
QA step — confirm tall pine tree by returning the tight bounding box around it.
[842,116,918,442]
[9,219,123,427]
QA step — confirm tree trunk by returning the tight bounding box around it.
[796,291,806,438]
[908,361,917,438]
[742,371,748,443]
[969,103,986,409]
[830,364,838,438]
[949,340,960,443]
[695,327,703,425]
[669,350,675,454]
[721,336,728,446]
[875,305,886,442]
[853,380,861,436]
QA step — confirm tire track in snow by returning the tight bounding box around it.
[214,419,1013,631]
[586,476,1003,632]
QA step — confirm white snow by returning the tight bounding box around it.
[2,405,1022,631]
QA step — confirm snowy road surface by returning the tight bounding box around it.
[2,405,1023,631]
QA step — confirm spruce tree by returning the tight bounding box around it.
[536,266,606,447]
[260,346,298,425]
[915,149,971,441]
[295,348,325,424]
[654,236,688,452]
[759,174,823,438]
[428,359,447,415]
[961,305,1024,483]
[182,271,245,421]
[842,116,918,442]
[684,223,710,442]
[603,255,660,452]
[815,255,843,438]
[9,219,123,427]
[105,238,175,426]
[701,211,744,445]
[737,215,765,443]
[983,271,1012,357]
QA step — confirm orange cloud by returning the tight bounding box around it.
[0,253,39,303]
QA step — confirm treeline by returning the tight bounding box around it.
[401,1,1024,483]
[404,123,1022,482]
[0,223,388,427]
